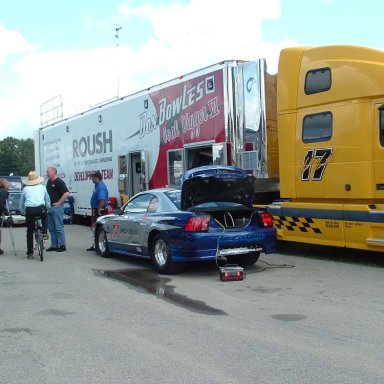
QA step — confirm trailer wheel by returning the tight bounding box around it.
[227,252,260,266]
[150,234,182,274]
[95,227,110,258]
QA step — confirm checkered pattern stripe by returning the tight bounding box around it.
[273,216,322,234]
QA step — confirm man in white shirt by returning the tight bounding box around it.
[19,171,51,259]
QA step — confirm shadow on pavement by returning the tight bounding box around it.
[276,241,384,268]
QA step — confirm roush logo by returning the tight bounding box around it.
[73,130,113,158]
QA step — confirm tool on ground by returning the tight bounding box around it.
[219,264,245,281]
[215,224,245,282]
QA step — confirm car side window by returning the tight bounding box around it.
[147,197,159,213]
[124,194,154,214]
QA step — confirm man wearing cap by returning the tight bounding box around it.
[46,166,69,252]
[87,170,109,251]
[19,171,51,258]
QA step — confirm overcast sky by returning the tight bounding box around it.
[0,0,382,140]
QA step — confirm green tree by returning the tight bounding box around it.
[17,138,35,175]
[0,137,34,176]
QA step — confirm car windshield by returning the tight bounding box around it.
[164,191,181,210]
[0,176,22,192]
[7,192,21,211]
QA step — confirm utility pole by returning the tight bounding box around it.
[115,27,122,98]
[115,27,122,46]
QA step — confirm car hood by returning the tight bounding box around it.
[181,166,256,210]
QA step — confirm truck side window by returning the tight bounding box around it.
[305,67,331,95]
[380,108,384,146]
[302,112,332,143]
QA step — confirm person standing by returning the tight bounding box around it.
[0,178,10,255]
[46,166,69,252]
[19,171,50,259]
[87,171,109,251]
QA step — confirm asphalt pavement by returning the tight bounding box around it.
[0,224,384,384]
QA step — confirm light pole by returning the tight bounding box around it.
[115,27,122,98]
[115,27,122,46]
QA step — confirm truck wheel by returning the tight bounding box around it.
[95,227,110,258]
[227,252,260,266]
[150,234,182,274]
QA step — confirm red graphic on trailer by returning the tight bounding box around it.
[137,69,225,187]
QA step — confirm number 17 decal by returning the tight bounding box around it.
[302,148,333,181]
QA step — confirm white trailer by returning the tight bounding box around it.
[35,59,278,221]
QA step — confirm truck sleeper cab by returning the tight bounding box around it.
[269,45,384,252]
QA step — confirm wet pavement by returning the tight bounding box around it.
[95,268,227,315]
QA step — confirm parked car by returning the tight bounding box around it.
[63,196,74,224]
[94,166,277,274]
[0,175,25,225]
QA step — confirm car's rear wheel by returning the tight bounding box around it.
[150,234,182,274]
[227,252,260,266]
[95,227,110,258]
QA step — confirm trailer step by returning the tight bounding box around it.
[366,238,384,246]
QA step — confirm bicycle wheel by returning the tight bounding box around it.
[36,229,44,261]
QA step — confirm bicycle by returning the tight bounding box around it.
[34,216,45,261]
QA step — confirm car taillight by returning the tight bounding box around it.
[259,212,274,227]
[185,216,210,232]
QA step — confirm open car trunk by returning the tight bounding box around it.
[181,166,256,212]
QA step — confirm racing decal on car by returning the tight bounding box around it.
[301,148,333,181]
[220,233,265,242]
[273,216,322,234]
[112,224,121,240]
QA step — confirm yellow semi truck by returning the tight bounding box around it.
[267,45,384,252]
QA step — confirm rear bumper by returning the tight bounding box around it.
[170,227,277,262]
[7,214,25,225]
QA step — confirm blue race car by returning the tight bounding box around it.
[95,166,277,274]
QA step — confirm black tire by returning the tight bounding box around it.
[150,234,182,274]
[95,227,111,258]
[36,229,44,261]
[227,252,260,267]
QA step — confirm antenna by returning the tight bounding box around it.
[115,27,122,98]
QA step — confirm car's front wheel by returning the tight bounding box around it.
[95,227,110,258]
[150,234,182,274]
[227,252,260,266]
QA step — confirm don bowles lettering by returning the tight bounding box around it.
[158,78,208,125]
[139,73,223,146]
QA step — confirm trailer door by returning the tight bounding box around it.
[375,102,384,199]
[140,150,149,192]
[128,150,148,197]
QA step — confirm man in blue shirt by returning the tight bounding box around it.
[87,171,109,251]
